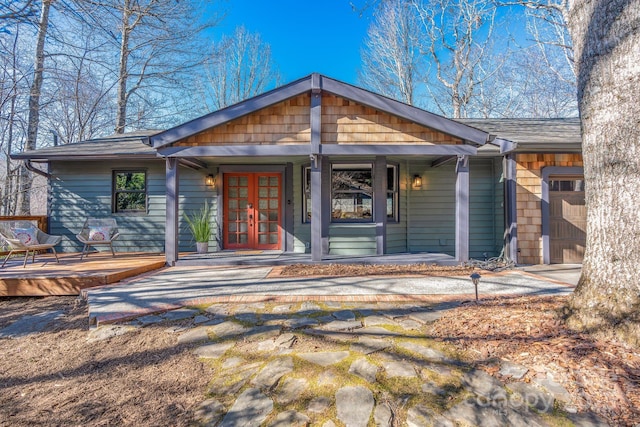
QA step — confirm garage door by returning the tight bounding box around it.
[549,176,586,263]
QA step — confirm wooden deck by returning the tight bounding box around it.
[0,253,166,296]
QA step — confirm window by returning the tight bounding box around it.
[303,164,398,223]
[549,178,585,192]
[332,164,373,222]
[387,165,398,221]
[113,170,147,213]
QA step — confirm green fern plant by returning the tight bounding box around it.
[183,203,212,243]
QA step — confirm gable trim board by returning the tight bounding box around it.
[11,74,582,265]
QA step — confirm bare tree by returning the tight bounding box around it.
[358,0,423,105]
[0,27,30,215]
[17,0,52,214]
[72,0,220,133]
[413,0,503,118]
[0,0,38,24]
[566,0,640,346]
[472,45,577,118]
[198,26,281,111]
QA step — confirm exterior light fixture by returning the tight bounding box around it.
[205,174,215,187]
[470,272,481,303]
[413,174,423,188]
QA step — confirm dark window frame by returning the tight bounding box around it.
[302,163,399,223]
[112,169,148,214]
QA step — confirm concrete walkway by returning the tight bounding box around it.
[85,266,574,325]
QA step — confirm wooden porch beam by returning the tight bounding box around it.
[431,155,456,168]
[320,145,476,156]
[158,145,312,158]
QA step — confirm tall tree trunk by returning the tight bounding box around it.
[22,0,51,214]
[567,0,640,346]
[115,0,131,134]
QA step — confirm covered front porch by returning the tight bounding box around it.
[151,74,513,266]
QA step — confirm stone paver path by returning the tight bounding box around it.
[87,300,606,426]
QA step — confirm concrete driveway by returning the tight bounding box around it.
[521,264,581,286]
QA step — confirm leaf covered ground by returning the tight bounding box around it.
[1,294,639,425]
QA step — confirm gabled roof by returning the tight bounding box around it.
[150,73,490,148]
[11,130,160,161]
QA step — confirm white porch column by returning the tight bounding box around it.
[165,157,179,266]
[455,155,470,262]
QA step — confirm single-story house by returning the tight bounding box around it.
[12,74,584,266]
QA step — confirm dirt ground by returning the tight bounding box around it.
[0,296,212,427]
[1,294,639,426]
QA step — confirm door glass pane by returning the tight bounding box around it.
[269,211,278,221]
[228,177,237,186]
[229,199,238,209]
[229,211,237,221]
[229,223,237,232]
[259,223,268,232]
[229,188,238,198]
[269,188,278,197]
[239,187,248,198]
[259,188,268,198]
[228,234,237,244]
[269,199,278,209]
[239,234,248,244]
[239,200,248,209]
[239,223,248,232]
[259,212,267,221]
[269,177,278,186]
[269,223,278,232]
[269,234,278,244]
[239,211,248,220]
[259,200,268,209]
[259,234,267,244]
[259,176,268,186]
[239,176,248,186]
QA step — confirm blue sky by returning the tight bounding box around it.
[212,0,372,85]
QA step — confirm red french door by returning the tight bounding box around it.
[223,173,282,250]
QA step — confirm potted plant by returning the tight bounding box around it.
[183,203,212,254]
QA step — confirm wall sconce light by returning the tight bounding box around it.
[413,174,423,188]
[205,174,215,187]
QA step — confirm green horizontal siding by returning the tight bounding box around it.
[328,224,376,255]
[49,160,218,254]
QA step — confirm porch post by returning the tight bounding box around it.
[310,155,323,261]
[310,75,324,262]
[504,154,518,263]
[165,157,179,266]
[455,155,469,262]
[374,156,387,255]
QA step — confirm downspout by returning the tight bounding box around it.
[24,159,56,180]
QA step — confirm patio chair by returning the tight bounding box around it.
[0,222,62,268]
[76,218,120,260]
